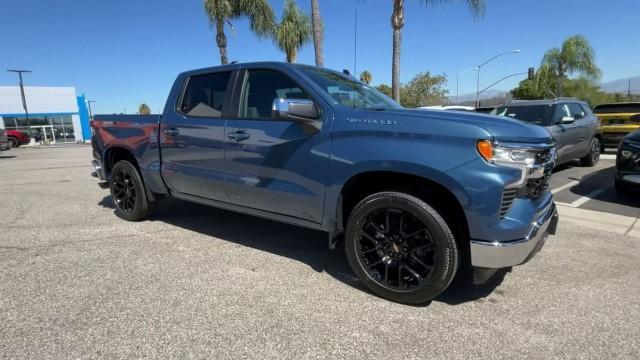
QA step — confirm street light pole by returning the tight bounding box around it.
[6,69,32,136]
[474,50,520,108]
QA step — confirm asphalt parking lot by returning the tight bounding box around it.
[1,145,639,359]
[550,150,640,218]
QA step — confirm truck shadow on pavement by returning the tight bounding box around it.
[98,196,507,306]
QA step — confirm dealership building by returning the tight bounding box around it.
[0,86,91,143]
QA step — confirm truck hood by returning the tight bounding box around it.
[384,108,553,144]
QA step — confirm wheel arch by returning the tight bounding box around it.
[330,169,470,256]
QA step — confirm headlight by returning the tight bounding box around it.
[477,140,536,165]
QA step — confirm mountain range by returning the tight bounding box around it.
[452,75,640,102]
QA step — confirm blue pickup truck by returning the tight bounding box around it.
[91,62,558,304]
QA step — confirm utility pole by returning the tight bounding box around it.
[87,100,96,120]
[6,69,32,139]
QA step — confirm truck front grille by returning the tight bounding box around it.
[525,148,555,199]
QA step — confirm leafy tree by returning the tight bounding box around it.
[274,0,311,63]
[541,35,602,97]
[138,103,151,115]
[376,84,393,98]
[360,70,373,84]
[391,0,484,101]
[204,0,276,65]
[310,0,324,67]
[562,77,613,107]
[375,72,448,107]
[401,72,448,107]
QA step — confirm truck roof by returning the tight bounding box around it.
[180,61,324,77]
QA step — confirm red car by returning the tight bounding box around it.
[5,130,30,148]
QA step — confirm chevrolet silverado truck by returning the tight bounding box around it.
[91,62,559,304]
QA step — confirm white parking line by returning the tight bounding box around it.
[601,154,616,160]
[551,180,580,194]
[557,186,610,208]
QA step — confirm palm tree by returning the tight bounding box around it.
[274,0,311,63]
[391,0,485,101]
[311,0,324,67]
[204,0,276,65]
[360,70,372,84]
[542,35,601,97]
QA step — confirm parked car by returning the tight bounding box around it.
[475,106,495,114]
[5,130,30,147]
[91,62,559,304]
[615,129,640,193]
[0,129,10,151]
[593,102,640,149]
[493,99,601,166]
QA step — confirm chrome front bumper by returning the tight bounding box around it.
[470,202,558,269]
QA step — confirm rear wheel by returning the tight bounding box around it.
[345,192,459,304]
[580,137,600,167]
[110,160,156,221]
[7,137,19,148]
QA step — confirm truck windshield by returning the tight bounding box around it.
[493,105,553,125]
[300,67,401,110]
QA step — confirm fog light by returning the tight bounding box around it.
[621,150,632,158]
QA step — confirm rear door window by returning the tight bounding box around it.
[180,72,231,117]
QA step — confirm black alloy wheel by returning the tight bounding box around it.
[112,167,137,213]
[109,160,156,221]
[355,207,437,291]
[345,192,459,304]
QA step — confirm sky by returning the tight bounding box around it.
[0,0,639,114]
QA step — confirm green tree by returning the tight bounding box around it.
[137,103,151,115]
[562,77,613,107]
[310,0,324,67]
[274,0,311,63]
[376,84,393,98]
[360,70,372,84]
[541,35,602,97]
[391,0,484,101]
[204,0,276,65]
[401,72,448,107]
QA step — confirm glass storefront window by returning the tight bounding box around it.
[1,115,75,143]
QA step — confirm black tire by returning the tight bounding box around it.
[7,137,19,148]
[580,137,600,167]
[345,191,459,305]
[110,160,156,221]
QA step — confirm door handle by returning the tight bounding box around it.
[228,131,250,141]
[163,128,179,136]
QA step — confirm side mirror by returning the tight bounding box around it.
[560,116,575,124]
[272,98,320,123]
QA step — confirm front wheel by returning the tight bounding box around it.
[345,192,459,305]
[580,137,600,167]
[110,160,156,221]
